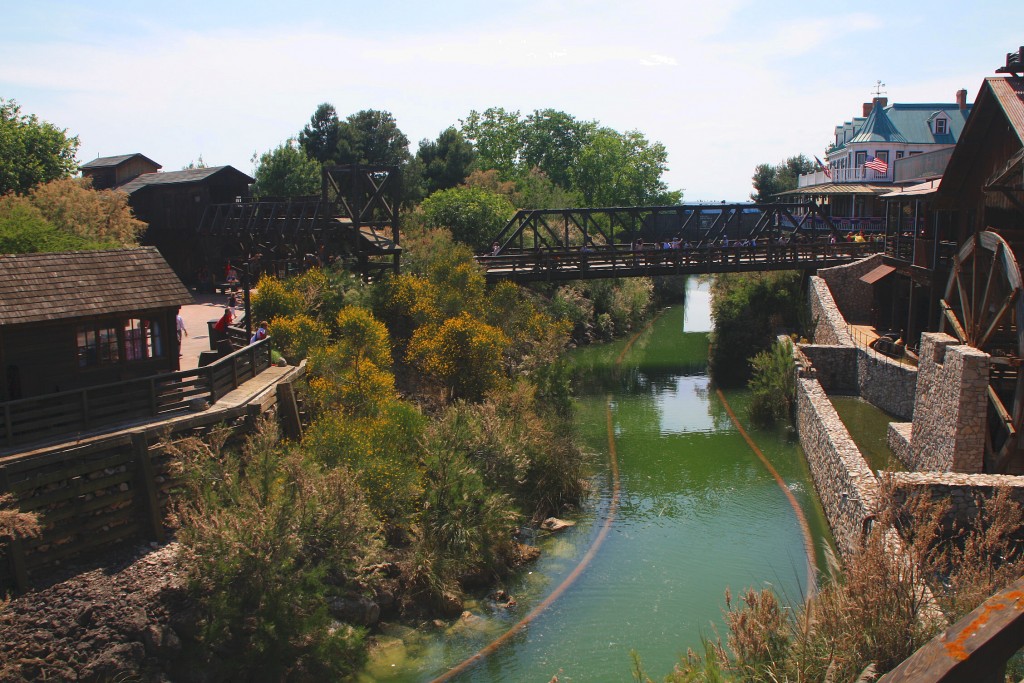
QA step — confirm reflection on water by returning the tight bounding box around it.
[368,279,832,682]
[829,395,904,472]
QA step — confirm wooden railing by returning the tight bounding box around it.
[479,241,883,283]
[879,574,1024,683]
[0,338,272,449]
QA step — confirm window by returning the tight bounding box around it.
[934,118,948,135]
[875,151,889,164]
[77,324,119,367]
[895,151,905,160]
[909,151,922,156]
[124,318,164,361]
[855,151,867,167]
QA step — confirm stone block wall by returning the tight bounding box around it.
[888,422,913,468]
[797,345,858,392]
[809,276,853,346]
[856,347,917,420]
[797,377,880,557]
[816,253,884,325]
[909,333,989,473]
[890,471,1024,542]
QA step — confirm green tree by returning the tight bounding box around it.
[460,107,524,178]
[419,186,514,250]
[336,109,411,167]
[252,139,321,198]
[416,127,476,195]
[521,109,596,189]
[571,128,680,206]
[750,154,815,202]
[298,103,341,164]
[0,99,79,195]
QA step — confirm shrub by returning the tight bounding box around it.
[171,421,381,680]
[747,338,796,426]
[304,403,425,529]
[269,313,328,362]
[419,186,514,250]
[406,313,509,401]
[251,273,304,323]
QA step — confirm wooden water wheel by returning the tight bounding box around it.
[939,230,1024,472]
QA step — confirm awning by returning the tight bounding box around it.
[777,183,892,196]
[859,264,896,284]
[880,179,941,198]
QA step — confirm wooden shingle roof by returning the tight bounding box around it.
[0,247,193,326]
[79,153,161,170]
[116,166,254,195]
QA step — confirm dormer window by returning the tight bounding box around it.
[934,117,948,135]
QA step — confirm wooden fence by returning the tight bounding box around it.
[0,364,305,591]
[0,338,272,449]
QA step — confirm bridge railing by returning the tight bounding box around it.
[478,240,882,279]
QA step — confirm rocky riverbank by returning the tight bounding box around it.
[0,542,187,682]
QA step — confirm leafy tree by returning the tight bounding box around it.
[460,107,524,178]
[750,154,815,202]
[0,98,79,195]
[419,186,514,250]
[571,128,680,206]
[521,109,596,189]
[0,179,142,252]
[182,155,207,170]
[298,103,341,164]
[416,127,476,195]
[336,109,411,167]
[28,178,143,245]
[252,139,321,198]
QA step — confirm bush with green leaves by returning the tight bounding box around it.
[747,338,796,426]
[419,185,514,250]
[171,421,382,681]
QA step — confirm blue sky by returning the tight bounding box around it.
[2,1,1021,201]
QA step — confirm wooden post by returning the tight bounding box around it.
[277,381,303,441]
[4,403,12,447]
[130,431,165,543]
[80,390,89,430]
[0,468,29,591]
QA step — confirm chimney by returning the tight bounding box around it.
[863,102,872,117]
[873,96,888,109]
[956,88,968,110]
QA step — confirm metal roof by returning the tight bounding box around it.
[849,104,908,144]
[79,153,161,170]
[879,179,941,198]
[989,77,1024,144]
[116,166,254,195]
[778,183,891,196]
[0,247,193,326]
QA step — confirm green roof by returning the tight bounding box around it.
[846,102,971,146]
[849,104,907,144]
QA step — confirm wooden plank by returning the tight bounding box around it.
[277,381,302,441]
[4,450,132,492]
[131,432,165,542]
[18,470,134,511]
[879,575,1024,683]
[24,521,142,569]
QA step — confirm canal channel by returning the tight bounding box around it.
[366,279,834,682]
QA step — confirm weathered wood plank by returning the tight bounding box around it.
[131,432,165,542]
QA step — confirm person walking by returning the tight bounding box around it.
[176,311,188,356]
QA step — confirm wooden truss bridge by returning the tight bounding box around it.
[477,202,879,283]
[199,164,401,280]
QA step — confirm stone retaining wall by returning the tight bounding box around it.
[796,376,880,557]
[816,252,883,325]
[856,347,917,420]
[797,345,858,392]
[809,276,853,346]
[888,422,913,468]
[889,471,1024,541]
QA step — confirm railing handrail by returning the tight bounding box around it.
[0,338,273,448]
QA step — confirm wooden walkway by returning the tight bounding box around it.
[478,241,883,283]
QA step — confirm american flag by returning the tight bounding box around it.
[864,156,889,174]
[814,155,832,179]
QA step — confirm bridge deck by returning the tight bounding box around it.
[479,241,882,283]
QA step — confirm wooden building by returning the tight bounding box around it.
[0,248,193,401]
[118,166,254,280]
[79,153,161,190]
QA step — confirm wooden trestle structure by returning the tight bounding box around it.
[477,201,867,283]
[198,164,401,280]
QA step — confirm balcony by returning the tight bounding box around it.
[798,165,893,187]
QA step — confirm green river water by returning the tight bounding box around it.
[365,280,834,682]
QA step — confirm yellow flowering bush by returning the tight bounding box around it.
[406,312,509,401]
[267,313,328,361]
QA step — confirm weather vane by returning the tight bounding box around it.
[872,80,887,97]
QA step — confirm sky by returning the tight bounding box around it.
[2,1,1022,202]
